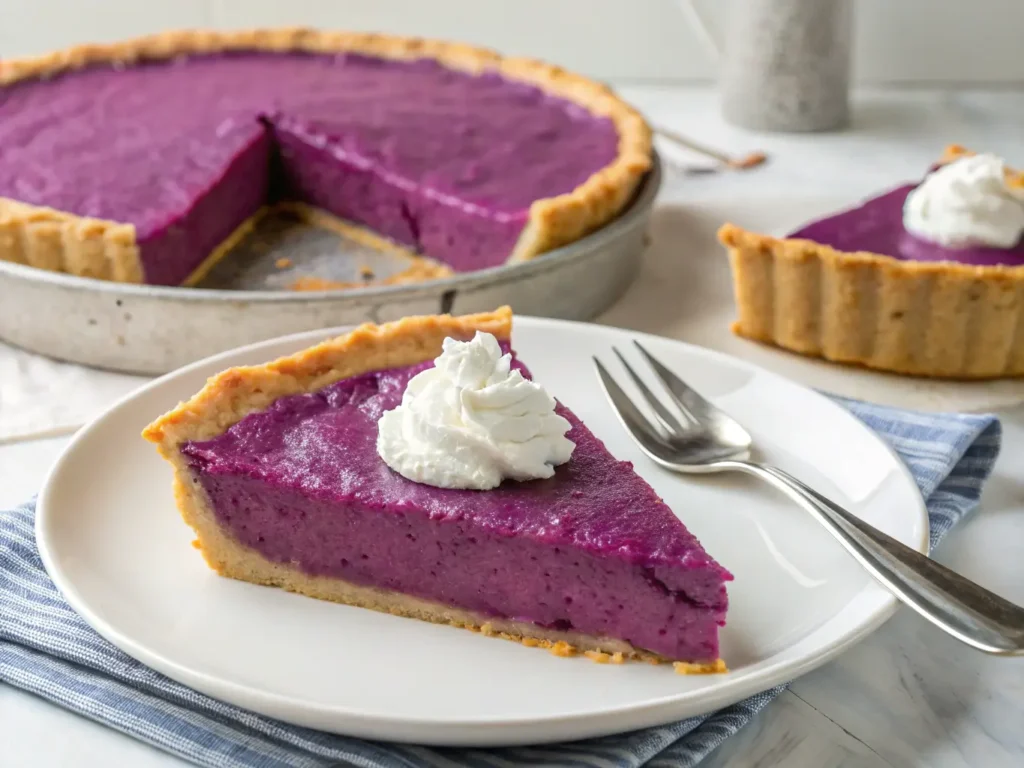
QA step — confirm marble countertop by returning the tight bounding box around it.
[3,86,1024,767]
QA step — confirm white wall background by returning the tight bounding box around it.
[1,0,1022,85]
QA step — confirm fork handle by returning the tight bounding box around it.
[734,460,1024,655]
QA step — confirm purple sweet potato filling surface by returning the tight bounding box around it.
[790,185,1024,266]
[181,345,731,660]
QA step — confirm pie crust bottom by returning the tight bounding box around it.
[180,202,453,289]
[174,476,725,674]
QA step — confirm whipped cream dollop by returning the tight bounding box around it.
[903,153,1024,249]
[377,332,575,490]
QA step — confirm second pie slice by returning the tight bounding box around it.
[142,307,730,670]
[719,145,1024,379]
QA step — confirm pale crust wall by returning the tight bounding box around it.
[719,146,1024,380]
[0,28,652,285]
[143,307,725,672]
[0,199,142,282]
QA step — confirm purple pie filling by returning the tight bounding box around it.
[0,52,620,284]
[790,185,1024,266]
[180,346,731,661]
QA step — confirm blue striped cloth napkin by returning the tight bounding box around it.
[0,398,1001,768]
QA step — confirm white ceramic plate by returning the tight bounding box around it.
[36,316,928,746]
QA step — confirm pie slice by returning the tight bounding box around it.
[718,145,1024,379]
[142,308,730,670]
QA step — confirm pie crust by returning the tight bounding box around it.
[718,145,1024,379]
[0,29,652,285]
[142,306,724,671]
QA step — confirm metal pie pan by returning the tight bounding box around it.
[0,154,661,375]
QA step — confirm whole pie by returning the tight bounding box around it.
[142,308,731,671]
[0,29,651,286]
[719,145,1024,379]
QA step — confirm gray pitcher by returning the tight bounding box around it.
[685,0,854,132]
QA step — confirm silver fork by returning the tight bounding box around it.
[595,342,1024,656]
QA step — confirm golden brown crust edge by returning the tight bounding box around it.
[0,28,652,284]
[142,307,513,455]
[718,223,1024,379]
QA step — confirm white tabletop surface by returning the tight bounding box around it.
[3,85,1024,767]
